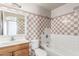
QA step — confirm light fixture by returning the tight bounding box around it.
[12,3,22,8]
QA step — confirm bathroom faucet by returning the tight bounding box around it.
[11,36,14,41]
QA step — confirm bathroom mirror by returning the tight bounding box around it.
[0,11,3,35]
[2,11,25,36]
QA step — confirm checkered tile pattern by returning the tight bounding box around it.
[51,12,79,35]
[27,14,51,40]
[17,17,25,34]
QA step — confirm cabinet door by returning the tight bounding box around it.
[14,49,29,56]
[0,52,12,56]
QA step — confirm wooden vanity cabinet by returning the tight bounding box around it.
[0,43,29,56]
[14,49,29,56]
[0,52,12,56]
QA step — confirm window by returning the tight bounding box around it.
[3,16,17,36]
[7,20,17,35]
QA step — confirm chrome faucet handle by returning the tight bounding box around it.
[11,36,14,41]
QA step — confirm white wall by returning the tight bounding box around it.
[19,3,51,17]
[51,3,79,18]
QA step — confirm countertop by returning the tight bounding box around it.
[0,39,29,48]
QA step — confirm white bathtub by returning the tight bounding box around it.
[41,44,79,56]
[41,34,79,56]
[41,44,61,56]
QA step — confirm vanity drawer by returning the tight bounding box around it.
[14,49,29,56]
[10,43,29,51]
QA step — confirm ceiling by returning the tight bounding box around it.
[35,3,66,11]
[3,3,65,11]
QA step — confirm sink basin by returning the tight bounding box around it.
[0,35,29,48]
[0,39,29,48]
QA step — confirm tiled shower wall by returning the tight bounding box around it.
[51,12,79,35]
[27,14,51,40]
[17,16,25,34]
[26,11,79,41]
